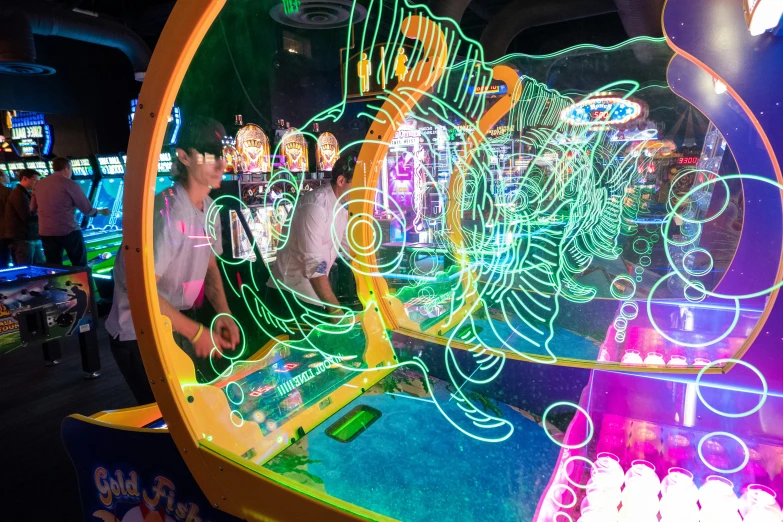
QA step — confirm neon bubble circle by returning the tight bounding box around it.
[682,248,713,277]
[610,275,635,300]
[697,432,749,474]
[647,272,739,348]
[542,401,594,449]
[664,174,783,299]
[696,359,768,418]
[683,280,707,303]
[554,514,573,522]
[333,187,407,276]
[620,301,639,320]
[561,455,595,489]
[230,410,245,428]
[225,381,244,406]
[550,483,577,509]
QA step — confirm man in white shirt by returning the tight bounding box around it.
[106,117,239,404]
[267,157,354,322]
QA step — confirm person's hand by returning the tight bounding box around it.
[97,208,111,216]
[192,325,215,358]
[213,315,240,350]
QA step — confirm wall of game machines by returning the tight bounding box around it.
[376,93,721,249]
[0,152,175,271]
[221,121,342,264]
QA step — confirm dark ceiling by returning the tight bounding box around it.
[42,0,640,55]
[44,0,176,48]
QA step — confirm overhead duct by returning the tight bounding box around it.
[479,0,618,61]
[5,1,151,81]
[613,0,666,37]
[0,11,56,76]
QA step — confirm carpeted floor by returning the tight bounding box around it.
[0,320,137,521]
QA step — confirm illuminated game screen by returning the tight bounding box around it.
[70,158,93,177]
[24,160,50,175]
[155,176,175,193]
[70,158,94,225]
[73,178,94,226]
[0,164,11,187]
[96,155,126,176]
[88,178,124,231]
[225,346,359,436]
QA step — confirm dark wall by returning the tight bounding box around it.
[0,36,140,157]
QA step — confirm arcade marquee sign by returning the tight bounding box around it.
[560,96,643,127]
[9,112,52,157]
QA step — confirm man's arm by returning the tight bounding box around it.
[309,275,340,312]
[69,181,101,217]
[30,191,38,213]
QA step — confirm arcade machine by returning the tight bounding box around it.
[63,1,783,521]
[4,161,25,181]
[23,159,51,175]
[221,123,280,264]
[84,154,126,277]
[155,151,176,193]
[0,264,100,377]
[0,163,9,188]
[69,157,98,231]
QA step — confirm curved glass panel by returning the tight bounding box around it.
[139,1,780,520]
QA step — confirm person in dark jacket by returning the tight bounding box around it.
[5,169,44,264]
[0,171,12,267]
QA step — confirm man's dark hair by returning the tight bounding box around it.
[51,157,71,172]
[17,169,41,181]
[171,115,226,181]
[330,155,356,185]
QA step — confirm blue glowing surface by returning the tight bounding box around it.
[266,371,560,522]
[0,265,68,282]
[444,319,600,361]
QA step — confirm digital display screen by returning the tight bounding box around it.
[24,161,49,174]
[73,178,94,226]
[0,164,11,187]
[158,152,172,173]
[96,155,126,176]
[7,162,25,176]
[87,178,124,231]
[561,97,642,127]
[226,348,355,436]
[155,176,175,194]
[70,158,93,177]
[677,156,699,165]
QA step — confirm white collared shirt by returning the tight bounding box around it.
[268,183,348,304]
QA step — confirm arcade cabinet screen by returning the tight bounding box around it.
[0,164,11,187]
[24,160,50,175]
[73,179,93,225]
[89,178,124,231]
[70,158,93,177]
[155,152,175,194]
[71,158,94,224]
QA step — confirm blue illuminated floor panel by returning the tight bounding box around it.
[443,318,600,361]
[265,370,561,522]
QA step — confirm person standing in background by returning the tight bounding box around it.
[5,169,44,264]
[0,172,12,267]
[30,157,109,266]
